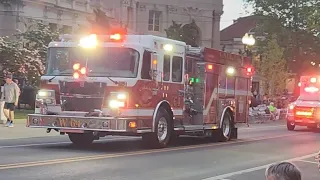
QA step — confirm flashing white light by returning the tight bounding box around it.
[79,34,97,49]
[117,93,126,100]
[226,66,235,75]
[163,44,173,51]
[289,104,294,110]
[109,100,125,109]
[304,86,319,93]
[38,91,48,97]
[311,77,317,83]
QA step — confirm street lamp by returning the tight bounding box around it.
[242,33,256,46]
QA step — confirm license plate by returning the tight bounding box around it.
[58,117,82,128]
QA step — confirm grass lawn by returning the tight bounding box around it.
[15,109,34,119]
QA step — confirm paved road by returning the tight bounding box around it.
[0,121,319,180]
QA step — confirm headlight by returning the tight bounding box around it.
[109,100,125,109]
[38,91,51,97]
[117,93,126,100]
[36,89,56,106]
[108,92,128,109]
[289,104,294,110]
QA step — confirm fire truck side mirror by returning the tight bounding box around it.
[150,53,158,80]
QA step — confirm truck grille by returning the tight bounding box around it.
[58,81,106,112]
[59,81,106,96]
[61,96,104,112]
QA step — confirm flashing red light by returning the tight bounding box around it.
[110,33,121,40]
[73,63,80,70]
[80,67,87,75]
[73,72,80,79]
[207,64,213,70]
[247,67,252,73]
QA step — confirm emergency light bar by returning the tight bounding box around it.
[58,33,126,43]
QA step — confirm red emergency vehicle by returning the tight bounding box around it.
[27,33,253,148]
[287,76,320,130]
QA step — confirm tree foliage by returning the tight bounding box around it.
[245,0,320,91]
[256,35,289,96]
[0,37,41,85]
[16,22,59,63]
[165,20,200,47]
[0,22,59,86]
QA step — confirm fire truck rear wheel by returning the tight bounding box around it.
[68,133,94,146]
[220,111,233,142]
[142,107,172,149]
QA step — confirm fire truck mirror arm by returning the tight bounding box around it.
[152,100,173,132]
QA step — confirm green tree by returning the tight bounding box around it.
[165,20,200,47]
[15,22,59,69]
[12,22,59,85]
[244,0,320,91]
[256,35,289,96]
[0,37,41,85]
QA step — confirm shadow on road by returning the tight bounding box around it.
[34,136,227,153]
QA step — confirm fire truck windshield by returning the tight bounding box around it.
[46,47,140,78]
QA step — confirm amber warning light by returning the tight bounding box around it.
[73,63,87,79]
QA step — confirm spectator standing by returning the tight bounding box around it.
[0,74,20,127]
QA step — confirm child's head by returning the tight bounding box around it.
[265,162,301,180]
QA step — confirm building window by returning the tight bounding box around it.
[62,25,72,34]
[148,10,161,31]
[49,23,57,31]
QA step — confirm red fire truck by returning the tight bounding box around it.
[287,76,320,130]
[27,33,253,148]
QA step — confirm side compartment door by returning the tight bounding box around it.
[234,77,249,123]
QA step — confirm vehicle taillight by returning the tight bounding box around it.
[294,107,314,118]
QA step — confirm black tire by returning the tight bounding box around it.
[287,121,295,131]
[142,107,172,148]
[220,111,233,142]
[68,133,94,146]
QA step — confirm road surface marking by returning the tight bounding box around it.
[0,132,309,170]
[296,159,318,164]
[201,153,318,180]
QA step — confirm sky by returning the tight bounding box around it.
[220,0,253,30]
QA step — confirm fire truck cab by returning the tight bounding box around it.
[287,76,320,130]
[27,33,253,148]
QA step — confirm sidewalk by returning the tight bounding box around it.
[0,119,59,140]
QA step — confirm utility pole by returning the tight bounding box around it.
[211,10,215,48]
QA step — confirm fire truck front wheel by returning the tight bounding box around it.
[142,107,172,148]
[287,121,295,131]
[68,133,94,146]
